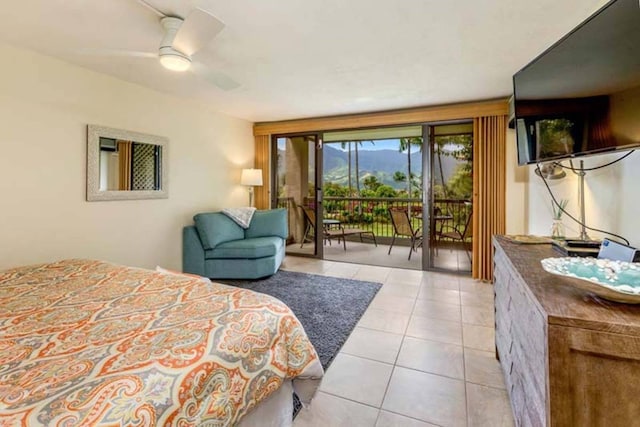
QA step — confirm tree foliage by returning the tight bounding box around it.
[324,182,349,197]
[447,166,473,199]
[434,133,473,198]
[362,175,382,192]
[375,185,398,198]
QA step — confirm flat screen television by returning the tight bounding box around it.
[513,0,640,165]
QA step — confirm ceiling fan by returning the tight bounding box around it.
[77,0,240,90]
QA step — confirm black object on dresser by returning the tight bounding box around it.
[493,236,640,426]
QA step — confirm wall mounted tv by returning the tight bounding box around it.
[513,0,640,165]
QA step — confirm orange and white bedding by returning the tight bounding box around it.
[0,259,323,426]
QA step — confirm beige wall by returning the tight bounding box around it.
[525,152,640,248]
[505,129,528,235]
[0,43,254,270]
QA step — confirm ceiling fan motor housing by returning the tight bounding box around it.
[159,16,191,67]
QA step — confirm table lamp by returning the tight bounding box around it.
[241,168,263,207]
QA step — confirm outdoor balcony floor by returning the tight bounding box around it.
[286,240,471,273]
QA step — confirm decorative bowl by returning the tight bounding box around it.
[540,257,640,304]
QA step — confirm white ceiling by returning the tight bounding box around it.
[0,0,607,122]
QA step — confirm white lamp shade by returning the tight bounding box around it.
[241,169,263,186]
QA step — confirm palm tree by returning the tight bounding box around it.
[354,141,361,195]
[340,141,352,195]
[398,137,423,196]
[353,140,375,196]
[341,140,375,196]
[363,175,381,192]
[435,142,448,197]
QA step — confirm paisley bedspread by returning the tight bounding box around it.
[0,259,323,426]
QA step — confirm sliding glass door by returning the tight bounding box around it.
[270,124,474,274]
[424,122,473,273]
[271,134,323,258]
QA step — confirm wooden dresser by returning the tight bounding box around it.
[493,236,640,427]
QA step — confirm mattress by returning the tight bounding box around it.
[0,259,323,426]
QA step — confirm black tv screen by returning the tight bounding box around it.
[513,0,640,165]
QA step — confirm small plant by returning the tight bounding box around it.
[550,199,568,240]
[552,199,569,220]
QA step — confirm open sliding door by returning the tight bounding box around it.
[271,133,323,258]
[424,122,474,273]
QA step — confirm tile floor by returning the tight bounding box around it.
[286,240,472,273]
[281,256,514,427]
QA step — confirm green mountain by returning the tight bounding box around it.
[322,145,459,189]
[277,145,460,190]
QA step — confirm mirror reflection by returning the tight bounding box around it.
[87,125,168,201]
[99,138,163,191]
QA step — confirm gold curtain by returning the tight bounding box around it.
[254,135,270,209]
[117,140,132,191]
[472,116,507,282]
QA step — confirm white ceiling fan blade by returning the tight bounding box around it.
[192,62,240,91]
[172,9,225,56]
[73,48,157,59]
[135,0,166,18]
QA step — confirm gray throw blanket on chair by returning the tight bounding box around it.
[222,207,257,229]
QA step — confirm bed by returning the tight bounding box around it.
[0,259,323,426]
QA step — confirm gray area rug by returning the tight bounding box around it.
[220,269,382,369]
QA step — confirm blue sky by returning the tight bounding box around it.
[276,137,414,152]
[325,139,404,151]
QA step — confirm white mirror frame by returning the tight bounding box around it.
[87,125,169,201]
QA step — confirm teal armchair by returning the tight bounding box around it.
[183,209,287,279]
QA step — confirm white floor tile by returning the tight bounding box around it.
[464,348,506,389]
[466,383,515,427]
[396,337,464,379]
[386,268,424,285]
[406,315,463,345]
[461,305,494,327]
[382,367,467,427]
[375,410,438,427]
[370,293,416,314]
[357,308,410,334]
[320,353,393,407]
[294,392,379,427]
[412,299,461,322]
[462,324,495,352]
[341,327,404,364]
[377,282,420,299]
[353,265,392,283]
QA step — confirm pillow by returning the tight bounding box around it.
[194,212,245,249]
[245,209,288,240]
[155,266,211,283]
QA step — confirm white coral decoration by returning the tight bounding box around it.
[541,257,640,296]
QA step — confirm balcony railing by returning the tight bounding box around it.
[277,196,471,242]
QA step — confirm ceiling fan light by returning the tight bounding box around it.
[160,54,191,72]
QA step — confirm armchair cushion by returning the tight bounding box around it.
[193,212,244,250]
[245,208,288,240]
[205,236,284,259]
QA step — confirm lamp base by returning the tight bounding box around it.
[248,187,254,207]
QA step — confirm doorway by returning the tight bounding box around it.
[426,122,473,273]
[272,134,323,258]
[270,123,474,274]
[321,126,424,270]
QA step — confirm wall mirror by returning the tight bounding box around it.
[87,125,168,201]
